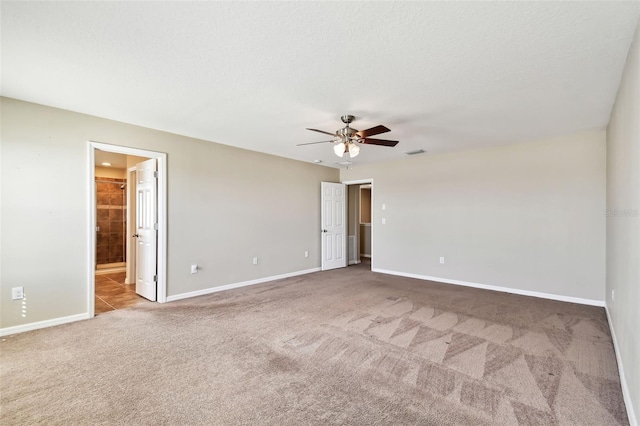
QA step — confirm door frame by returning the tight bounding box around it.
[88,141,168,317]
[125,166,137,285]
[342,179,374,269]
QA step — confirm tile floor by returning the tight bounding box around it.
[95,272,153,314]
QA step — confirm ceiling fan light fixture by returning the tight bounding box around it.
[305,115,398,159]
[348,142,360,158]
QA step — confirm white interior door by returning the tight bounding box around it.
[135,158,157,301]
[321,182,347,271]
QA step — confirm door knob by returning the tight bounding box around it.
[132,234,140,238]
[322,229,328,233]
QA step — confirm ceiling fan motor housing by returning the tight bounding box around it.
[338,127,358,139]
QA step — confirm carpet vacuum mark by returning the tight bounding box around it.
[0,265,628,425]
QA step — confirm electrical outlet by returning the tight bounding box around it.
[253,257,258,265]
[191,264,198,274]
[304,251,309,258]
[439,257,445,264]
[12,287,24,300]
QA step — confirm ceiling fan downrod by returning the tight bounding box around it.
[338,115,358,141]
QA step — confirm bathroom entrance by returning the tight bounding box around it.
[89,142,168,317]
[94,151,150,312]
[95,161,128,273]
[95,151,150,275]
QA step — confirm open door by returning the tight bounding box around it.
[135,158,158,301]
[321,182,347,271]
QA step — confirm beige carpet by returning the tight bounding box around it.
[1,264,628,425]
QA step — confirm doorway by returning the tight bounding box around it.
[95,151,146,275]
[88,142,168,318]
[344,179,374,270]
[94,151,152,313]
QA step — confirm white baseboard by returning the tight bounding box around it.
[166,267,322,302]
[361,254,371,258]
[372,268,605,307]
[605,306,637,426]
[348,260,361,265]
[0,313,91,337]
[95,267,126,275]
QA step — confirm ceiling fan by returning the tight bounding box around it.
[297,115,399,158]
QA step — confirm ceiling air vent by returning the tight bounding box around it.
[404,149,426,156]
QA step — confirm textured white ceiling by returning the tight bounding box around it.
[2,2,638,168]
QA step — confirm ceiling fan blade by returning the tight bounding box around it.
[306,128,336,136]
[356,125,390,138]
[361,138,399,147]
[296,140,335,146]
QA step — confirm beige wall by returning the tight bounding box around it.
[126,155,150,169]
[360,187,371,223]
[0,97,338,329]
[346,184,360,263]
[360,225,371,256]
[347,185,359,236]
[606,19,639,424]
[341,130,606,302]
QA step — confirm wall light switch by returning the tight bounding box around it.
[382,204,386,210]
[253,257,258,265]
[304,251,309,258]
[191,264,198,274]
[439,257,445,264]
[382,218,386,225]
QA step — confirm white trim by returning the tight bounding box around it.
[88,145,96,318]
[156,154,168,303]
[341,179,374,185]
[0,313,90,337]
[166,268,321,302]
[96,262,126,270]
[95,267,126,275]
[372,268,605,307]
[605,306,637,426]
[348,260,362,265]
[125,166,136,285]
[361,254,372,258]
[88,142,169,318]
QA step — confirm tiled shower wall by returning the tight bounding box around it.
[96,178,126,265]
